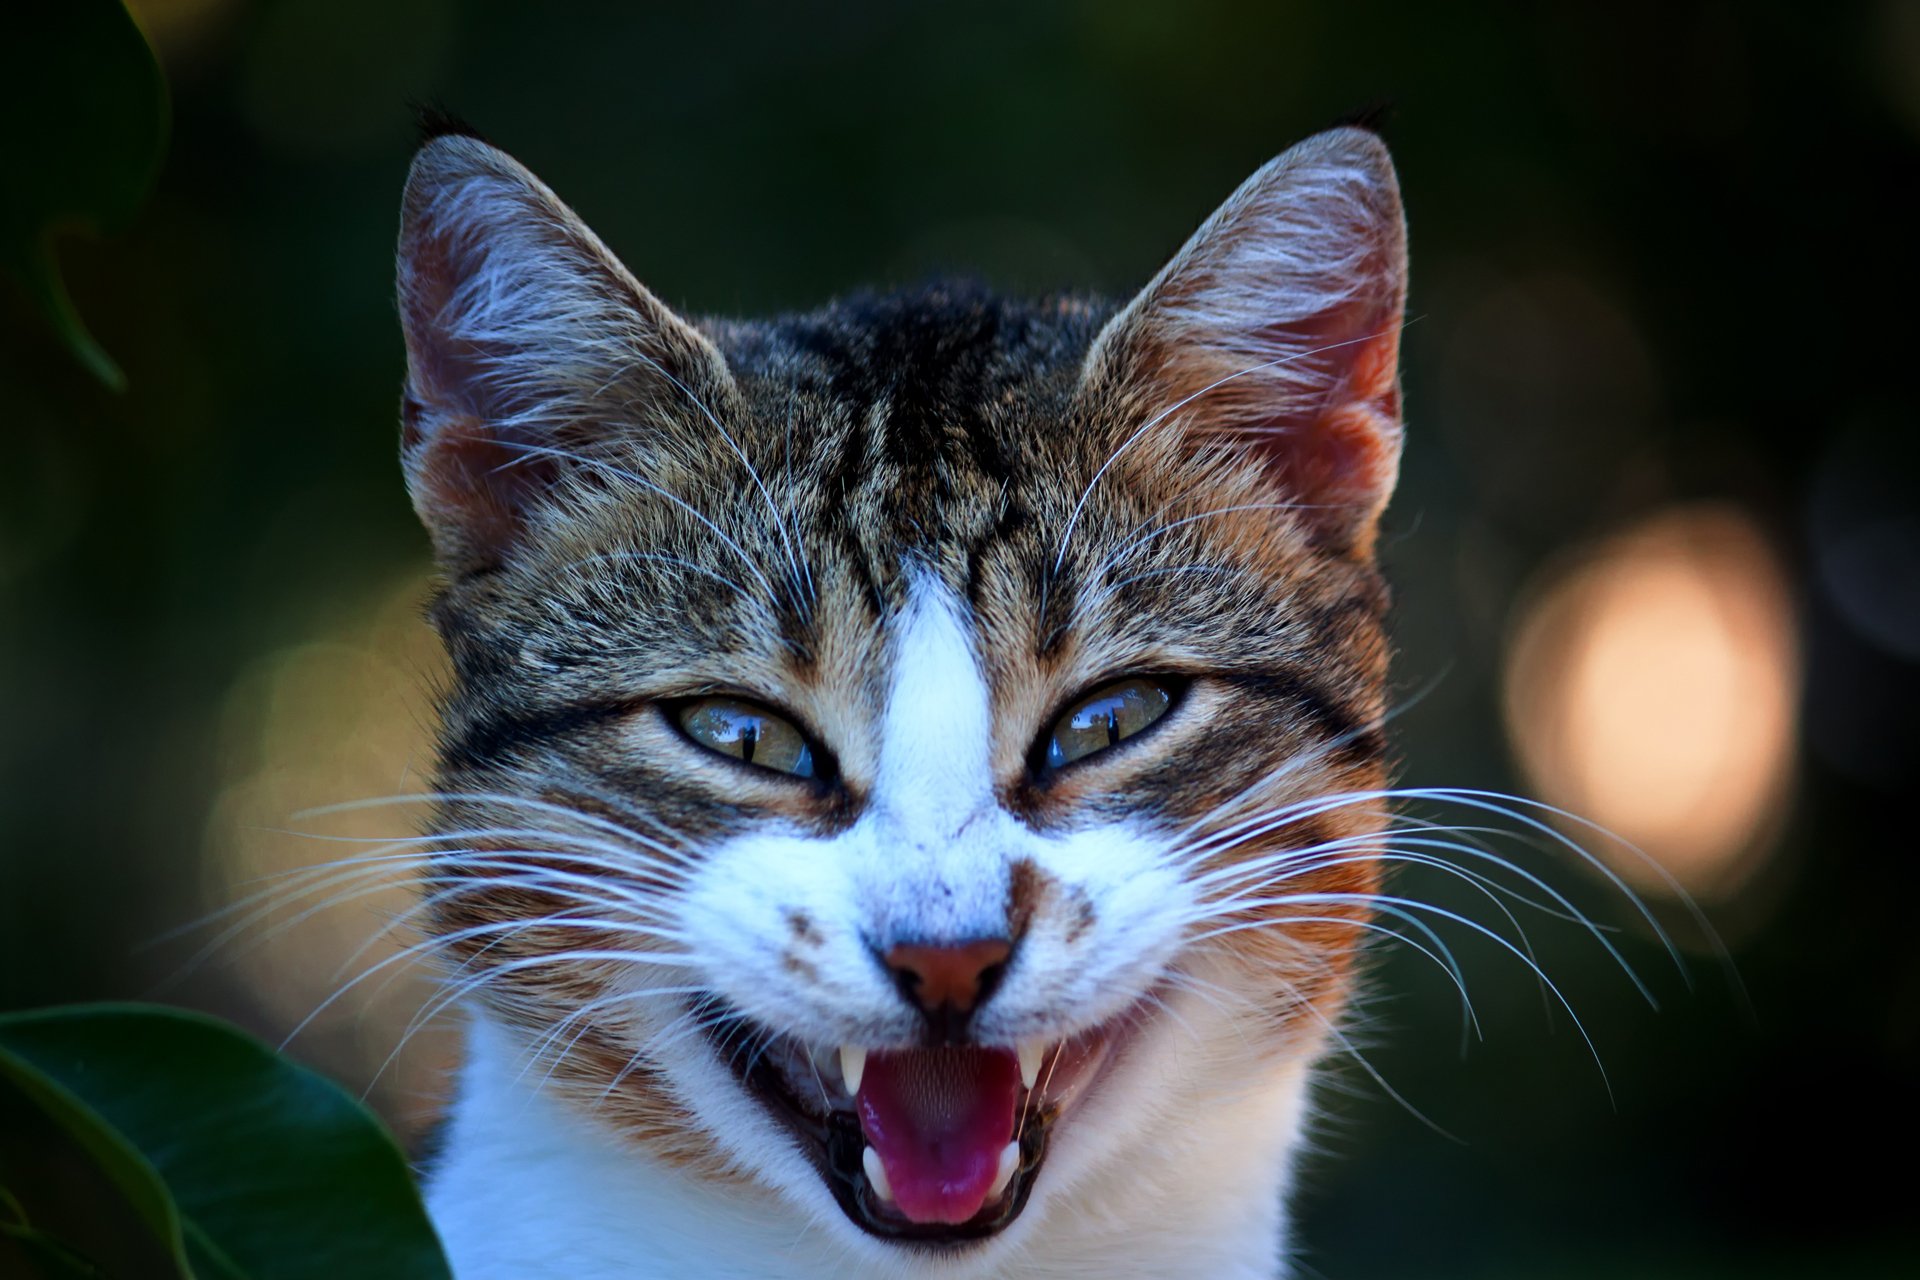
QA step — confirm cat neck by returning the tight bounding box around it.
[426,1011,1313,1280]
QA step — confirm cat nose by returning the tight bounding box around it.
[882,937,1013,1044]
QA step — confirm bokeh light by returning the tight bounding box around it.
[1502,505,1799,898]
[200,568,452,1131]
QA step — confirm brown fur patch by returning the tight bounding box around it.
[787,909,823,948]
[1005,857,1057,941]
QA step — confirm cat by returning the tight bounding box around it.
[398,120,1406,1279]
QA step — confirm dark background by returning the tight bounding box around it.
[3,2,1917,1276]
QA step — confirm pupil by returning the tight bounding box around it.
[741,721,759,764]
[1105,706,1120,745]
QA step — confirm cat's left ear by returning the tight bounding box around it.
[1082,127,1408,555]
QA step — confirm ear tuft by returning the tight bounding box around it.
[413,103,488,146]
[1084,127,1409,554]
[1331,99,1396,135]
[395,136,729,575]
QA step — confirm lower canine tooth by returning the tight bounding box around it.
[862,1146,894,1203]
[988,1140,1020,1199]
[1017,1041,1045,1090]
[839,1044,867,1095]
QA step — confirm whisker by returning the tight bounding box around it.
[1051,328,1409,576]
[620,349,814,621]
[555,550,752,602]
[1189,891,1614,1101]
[494,440,783,607]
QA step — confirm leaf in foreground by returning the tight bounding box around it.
[0,1,170,389]
[0,1003,450,1280]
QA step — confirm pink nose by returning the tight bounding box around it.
[883,938,1012,1039]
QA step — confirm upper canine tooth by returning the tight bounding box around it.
[1017,1041,1045,1090]
[988,1140,1020,1199]
[839,1044,867,1095]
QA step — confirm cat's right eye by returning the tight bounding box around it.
[676,697,817,778]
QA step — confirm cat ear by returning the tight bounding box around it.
[1082,127,1408,554]
[396,134,732,574]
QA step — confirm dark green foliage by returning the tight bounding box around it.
[0,1005,450,1280]
[0,1,168,388]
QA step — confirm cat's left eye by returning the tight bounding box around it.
[1040,677,1177,771]
[676,697,816,778]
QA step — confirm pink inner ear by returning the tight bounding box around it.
[403,403,558,568]
[1090,129,1409,551]
[1231,323,1402,546]
[400,197,537,432]
[1129,301,1405,553]
[397,173,574,569]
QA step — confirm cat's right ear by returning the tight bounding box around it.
[396,135,732,575]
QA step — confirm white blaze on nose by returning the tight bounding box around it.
[874,583,994,827]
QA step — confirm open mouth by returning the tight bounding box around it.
[707,1011,1129,1245]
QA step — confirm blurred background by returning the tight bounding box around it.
[3,1,1917,1276]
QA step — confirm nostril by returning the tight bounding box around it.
[889,963,922,1010]
[881,937,1014,1042]
[974,959,1008,1009]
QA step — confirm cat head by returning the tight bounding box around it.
[396,125,1406,1260]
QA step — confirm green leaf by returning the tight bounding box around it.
[1,1183,104,1278]
[0,1,171,389]
[0,1004,451,1280]
[1,1219,104,1279]
[0,1038,187,1276]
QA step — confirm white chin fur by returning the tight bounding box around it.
[427,965,1326,1280]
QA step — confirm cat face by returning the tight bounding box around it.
[396,127,1406,1257]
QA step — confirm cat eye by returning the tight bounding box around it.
[1040,677,1177,771]
[676,697,817,778]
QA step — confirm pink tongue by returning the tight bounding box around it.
[856,1047,1020,1225]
